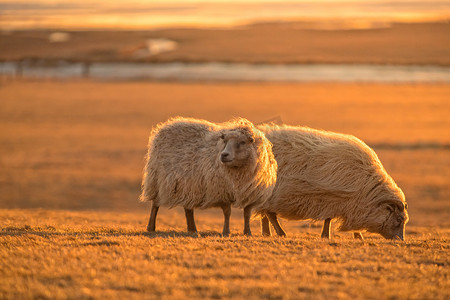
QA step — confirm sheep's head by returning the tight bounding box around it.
[366,196,409,241]
[379,200,409,240]
[218,128,259,168]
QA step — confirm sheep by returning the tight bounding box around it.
[140,117,277,236]
[257,124,409,240]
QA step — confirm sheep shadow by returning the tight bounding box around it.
[0,225,224,239]
[141,230,224,239]
[1,225,65,238]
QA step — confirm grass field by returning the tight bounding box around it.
[1,209,449,299]
[0,79,449,298]
[0,80,448,224]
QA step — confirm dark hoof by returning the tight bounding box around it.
[187,231,199,238]
[276,229,287,237]
[353,232,364,240]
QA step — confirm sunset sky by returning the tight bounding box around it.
[1,0,450,30]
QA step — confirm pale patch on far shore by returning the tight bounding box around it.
[48,32,71,43]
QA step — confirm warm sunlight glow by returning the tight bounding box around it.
[1,0,449,30]
[1,0,449,297]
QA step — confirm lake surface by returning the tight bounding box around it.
[1,62,450,83]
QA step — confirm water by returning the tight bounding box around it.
[2,61,450,83]
[1,0,449,30]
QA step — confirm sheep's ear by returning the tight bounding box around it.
[220,133,225,140]
[249,137,255,143]
[395,201,405,212]
[386,203,396,212]
[379,200,404,212]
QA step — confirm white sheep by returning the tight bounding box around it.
[140,117,277,236]
[257,124,409,240]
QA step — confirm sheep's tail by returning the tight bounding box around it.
[139,134,159,203]
[139,158,151,203]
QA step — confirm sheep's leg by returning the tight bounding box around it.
[221,204,231,237]
[243,205,252,236]
[353,232,364,240]
[146,205,159,232]
[184,208,197,233]
[267,212,286,237]
[261,214,271,236]
[321,218,332,239]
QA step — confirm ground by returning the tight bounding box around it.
[0,209,448,299]
[0,79,449,299]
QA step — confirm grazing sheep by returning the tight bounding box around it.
[257,124,409,240]
[140,117,277,236]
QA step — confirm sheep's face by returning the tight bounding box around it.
[368,199,409,241]
[219,130,257,168]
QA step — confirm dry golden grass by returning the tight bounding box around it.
[0,209,449,299]
[0,79,449,298]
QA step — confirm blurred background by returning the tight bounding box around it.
[0,0,449,228]
[1,0,450,30]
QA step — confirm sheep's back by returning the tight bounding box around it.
[260,125,386,220]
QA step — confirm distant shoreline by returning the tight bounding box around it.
[3,17,450,32]
[1,21,449,66]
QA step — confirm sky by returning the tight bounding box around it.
[1,0,450,30]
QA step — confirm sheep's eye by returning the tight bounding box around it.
[239,141,246,146]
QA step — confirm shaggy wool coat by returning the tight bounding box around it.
[140,117,277,211]
[257,124,407,232]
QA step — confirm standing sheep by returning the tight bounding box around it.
[140,117,277,236]
[257,124,409,240]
